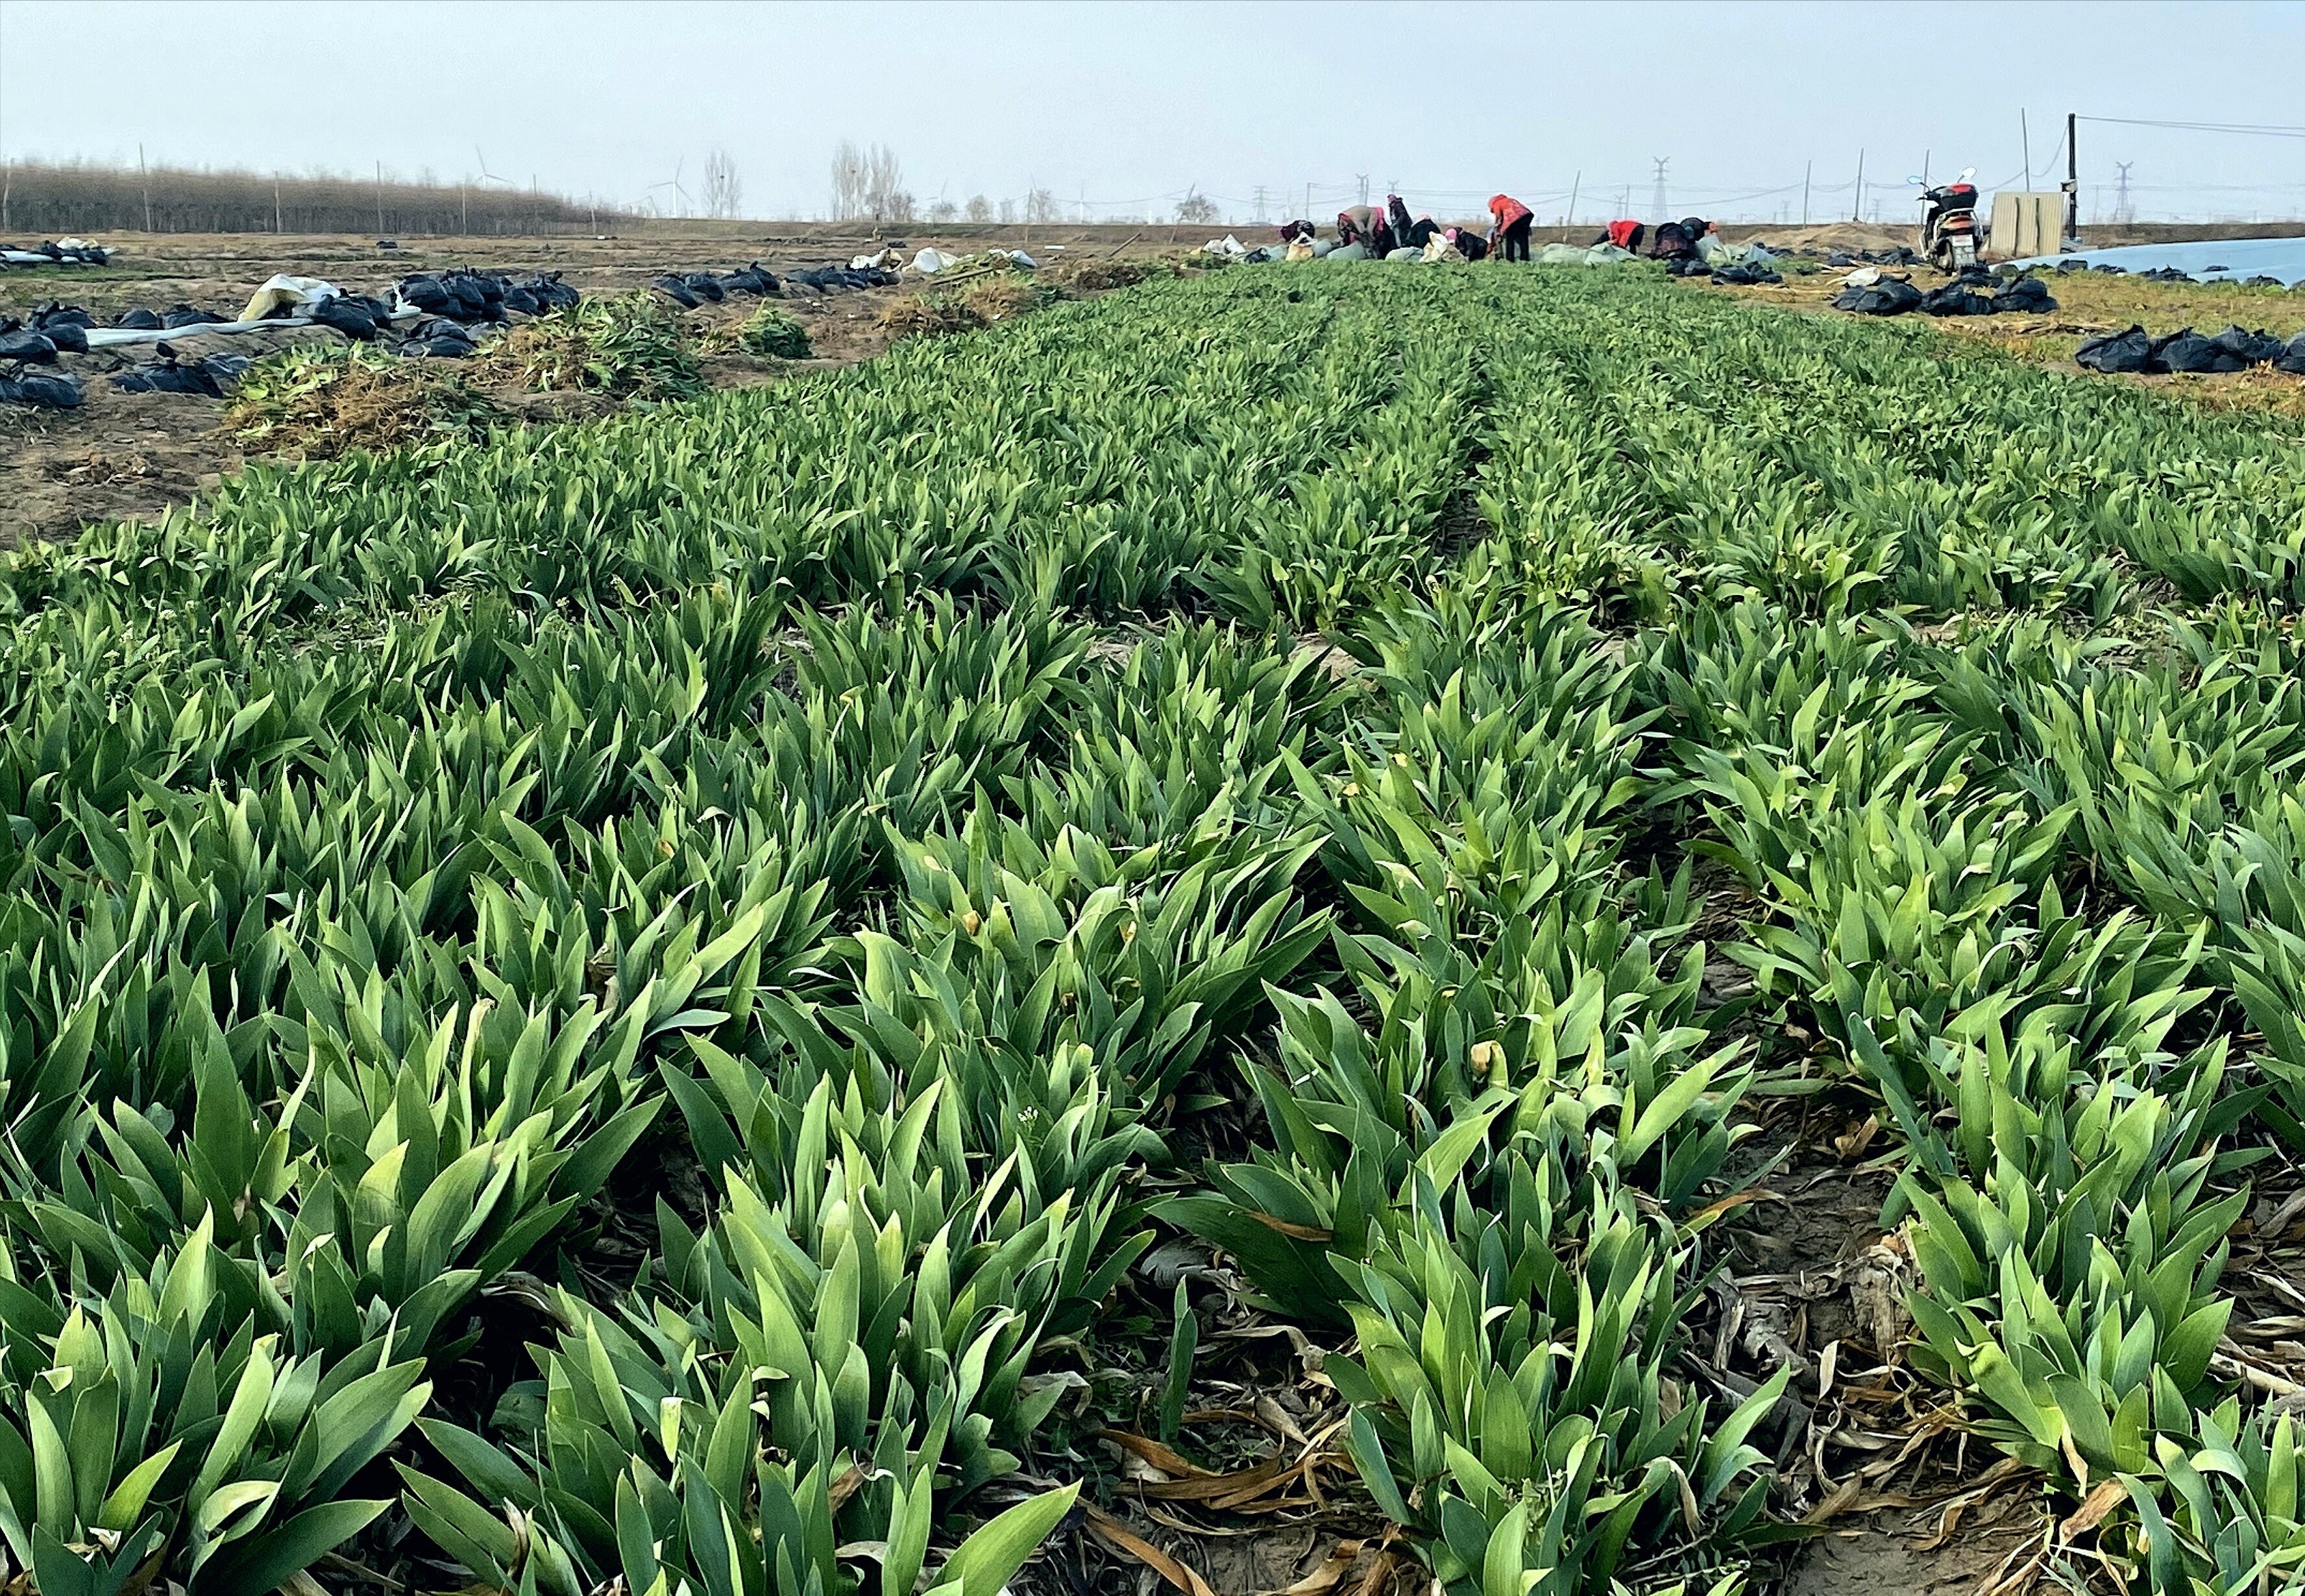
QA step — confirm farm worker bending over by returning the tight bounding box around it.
[1337,204,1375,245]
[1489,194,1533,261]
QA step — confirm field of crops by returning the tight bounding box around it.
[4,264,2305,1596]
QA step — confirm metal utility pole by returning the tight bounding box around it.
[1801,160,1812,225]
[139,143,152,232]
[2065,110,2079,245]
[1851,149,1864,223]
[1304,181,1312,220]
[2115,162,2134,224]
[1356,173,1369,206]
[273,178,282,233]
[1566,169,1580,227]
[2021,109,2032,188]
[1650,157,1668,221]
[1252,184,1267,225]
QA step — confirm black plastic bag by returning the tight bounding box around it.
[2075,324,2153,373]
[443,275,494,318]
[722,262,779,295]
[1921,284,1994,316]
[114,307,164,330]
[406,334,477,358]
[654,274,700,308]
[0,364,82,408]
[113,345,226,396]
[2154,328,2244,374]
[2275,332,2305,376]
[683,273,726,302]
[1989,278,2056,313]
[304,298,380,339]
[0,328,59,362]
[163,304,229,328]
[40,320,90,354]
[2209,325,2286,365]
[1832,278,1923,315]
[397,275,454,313]
[32,302,95,330]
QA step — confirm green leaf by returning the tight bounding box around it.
[927,1481,1079,1596]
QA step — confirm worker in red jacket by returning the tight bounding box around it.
[1489,194,1533,262]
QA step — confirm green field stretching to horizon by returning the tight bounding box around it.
[5,266,2305,1596]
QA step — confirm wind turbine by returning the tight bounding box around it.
[650,158,690,219]
[460,146,516,234]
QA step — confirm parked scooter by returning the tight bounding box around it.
[1910,169,1982,272]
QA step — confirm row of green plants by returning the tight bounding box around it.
[3,265,2304,1595]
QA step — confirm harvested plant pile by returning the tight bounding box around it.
[1042,256,1175,293]
[727,304,812,359]
[225,342,506,458]
[955,273,1060,322]
[475,289,705,400]
[6,267,2305,1596]
[876,291,989,339]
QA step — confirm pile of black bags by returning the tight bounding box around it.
[2075,324,2305,375]
[1835,269,2057,319]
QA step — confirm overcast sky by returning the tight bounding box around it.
[3,0,2300,224]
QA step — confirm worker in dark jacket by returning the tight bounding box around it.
[1489,194,1533,261]
[1449,226,1489,261]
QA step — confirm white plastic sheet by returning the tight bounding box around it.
[238,274,341,324]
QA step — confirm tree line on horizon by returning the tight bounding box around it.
[0,158,628,238]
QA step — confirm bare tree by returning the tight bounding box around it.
[701,147,744,219]
[997,197,1016,224]
[1024,187,1059,224]
[1175,187,1219,225]
[965,193,992,223]
[830,139,868,219]
[831,141,910,221]
[928,198,958,223]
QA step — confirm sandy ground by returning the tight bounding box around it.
[1,229,1178,546]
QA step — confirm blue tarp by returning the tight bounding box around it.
[2011,236,2305,283]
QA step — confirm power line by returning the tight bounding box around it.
[2075,115,2305,138]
